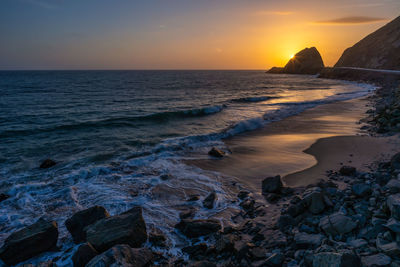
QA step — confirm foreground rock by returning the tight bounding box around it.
[319,212,357,236]
[65,206,110,243]
[0,218,58,265]
[208,147,225,158]
[72,243,98,267]
[86,244,153,267]
[175,219,221,238]
[39,158,56,169]
[262,175,283,194]
[85,206,147,252]
[267,47,324,75]
[203,192,217,209]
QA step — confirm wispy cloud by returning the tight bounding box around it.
[254,10,294,16]
[313,16,387,25]
[22,0,58,9]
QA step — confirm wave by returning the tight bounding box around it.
[0,105,226,138]
[231,96,277,103]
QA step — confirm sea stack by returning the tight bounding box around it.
[335,16,400,70]
[267,47,325,75]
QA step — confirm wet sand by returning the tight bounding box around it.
[190,97,400,192]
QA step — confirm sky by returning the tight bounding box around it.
[0,0,399,70]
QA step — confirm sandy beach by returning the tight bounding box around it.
[191,95,400,192]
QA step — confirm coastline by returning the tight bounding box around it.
[190,95,377,191]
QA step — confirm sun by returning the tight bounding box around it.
[290,54,295,59]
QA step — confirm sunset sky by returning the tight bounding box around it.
[1,0,399,70]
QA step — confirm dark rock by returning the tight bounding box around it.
[65,206,110,244]
[386,179,400,193]
[313,252,360,267]
[335,16,400,70]
[361,253,392,267]
[179,208,196,219]
[0,193,9,202]
[264,193,281,203]
[85,206,147,252]
[175,219,221,238]
[189,261,217,267]
[303,188,326,214]
[0,218,58,266]
[187,194,200,201]
[86,244,153,267]
[285,201,306,217]
[294,232,324,248]
[277,214,295,230]
[237,190,250,200]
[203,192,217,209]
[40,158,56,169]
[182,243,208,259]
[339,166,356,176]
[376,238,400,257]
[384,218,400,233]
[149,229,166,247]
[265,253,284,267]
[208,147,225,158]
[257,229,287,248]
[392,152,400,170]
[215,234,235,253]
[160,174,172,180]
[351,183,372,197]
[266,67,284,74]
[319,212,357,236]
[262,175,283,194]
[387,194,400,220]
[72,243,98,267]
[240,198,255,212]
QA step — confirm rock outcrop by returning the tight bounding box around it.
[267,47,324,75]
[65,206,110,244]
[85,206,147,252]
[86,245,153,267]
[0,218,58,265]
[335,16,400,70]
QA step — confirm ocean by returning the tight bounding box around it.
[0,70,374,264]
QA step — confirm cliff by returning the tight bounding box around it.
[335,16,400,70]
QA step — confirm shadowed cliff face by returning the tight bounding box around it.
[335,16,400,70]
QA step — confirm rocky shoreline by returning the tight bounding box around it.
[0,75,399,267]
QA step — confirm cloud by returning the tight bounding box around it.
[254,11,294,16]
[314,16,387,25]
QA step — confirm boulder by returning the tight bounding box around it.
[85,206,147,252]
[0,193,9,202]
[360,253,392,267]
[203,192,217,209]
[265,253,284,267]
[72,243,98,267]
[392,152,400,170]
[86,244,153,267]
[385,218,400,233]
[294,232,324,248]
[386,179,400,193]
[175,219,221,238]
[40,159,56,169]
[65,206,110,243]
[149,229,166,247]
[387,194,400,220]
[189,261,217,267]
[208,147,225,158]
[376,237,400,257]
[319,212,357,236]
[313,252,360,267]
[351,184,371,197]
[262,175,283,194]
[339,166,356,176]
[303,188,326,214]
[0,218,58,266]
[282,47,324,74]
